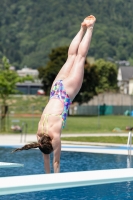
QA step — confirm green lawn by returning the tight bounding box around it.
[0,95,133,144]
[3,115,132,134]
[61,136,129,144]
[5,95,49,114]
[63,115,132,133]
[2,115,130,144]
[1,95,132,133]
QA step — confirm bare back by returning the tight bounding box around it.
[37,99,64,138]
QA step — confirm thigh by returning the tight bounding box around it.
[52,55,76,88]
[63,64,84,100]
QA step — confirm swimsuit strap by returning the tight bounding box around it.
[42,113,62,135]
[42,114,49,135]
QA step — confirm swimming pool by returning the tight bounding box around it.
[0,146,133,200]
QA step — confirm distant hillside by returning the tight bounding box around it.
[0,0,133,68]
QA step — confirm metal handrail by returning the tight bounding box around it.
[127,131,132,168]
[127,131,132,156]
[20,122,28,143]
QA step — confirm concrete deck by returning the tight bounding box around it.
[0,133,131,156]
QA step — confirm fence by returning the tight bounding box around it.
[1,93,133,133]
[0,105,42,133]
[71,105,133,116]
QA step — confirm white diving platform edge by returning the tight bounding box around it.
[1,168,133,195]
[0,162,24,168]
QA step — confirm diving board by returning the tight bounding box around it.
[1,168,133,195]
[0,162,24,168]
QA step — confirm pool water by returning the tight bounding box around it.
[0,147,133,200]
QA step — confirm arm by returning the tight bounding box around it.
[52,136,61,173]
[43,154,51,173]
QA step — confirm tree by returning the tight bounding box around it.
[74,60,99,103]
[95,59,118,93]
[38,46,99,103]
[38,46,68,94]
[1,0,133,68]
[0,56,33,131]
[38,47,118,105]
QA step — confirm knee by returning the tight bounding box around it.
[53,161,60,173]
[54,161,60,166]
[76,54,86,61]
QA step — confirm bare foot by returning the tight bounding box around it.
[82,15,96,28]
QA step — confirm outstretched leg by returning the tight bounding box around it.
[64,15,96,100]
[52,25,86,87]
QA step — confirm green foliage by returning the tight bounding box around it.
[38,46,68,94]
[95,59,118,93]
[0,56,19,105]
[0,56,33,105]
[38,47,118,103]
[0,56,33,131]
[74,61,99,103]
[0,0,133,68]
[38,46,99,101]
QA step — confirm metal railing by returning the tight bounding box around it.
[127,129,132,168]
[20,122,28,143]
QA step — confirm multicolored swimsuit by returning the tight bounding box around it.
[41,80,71,134]
[50,80,71,128]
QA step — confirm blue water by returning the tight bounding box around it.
[63,144,132,150]
[0,146,133,200]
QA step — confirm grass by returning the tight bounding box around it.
[63,115,132,133]
[0,95,133,144]
[61,136,129,144]
[2,115,132,134]
[4,95,49,114]
[2,115,130,144]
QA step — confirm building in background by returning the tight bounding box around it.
[16,82,44,95]
[117,66,133,94]
[11,66,45,95]
[17,67,39,78]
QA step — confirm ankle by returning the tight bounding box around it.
[87,26,94,31]
[82,15,96,29]
[81,23,86,32]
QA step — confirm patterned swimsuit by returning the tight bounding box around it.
[41,80,71,134]
[50,80,71,128]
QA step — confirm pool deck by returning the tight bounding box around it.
[0,133,132,156]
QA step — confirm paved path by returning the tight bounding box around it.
[0,132,129,146]
[0,133,131,156]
